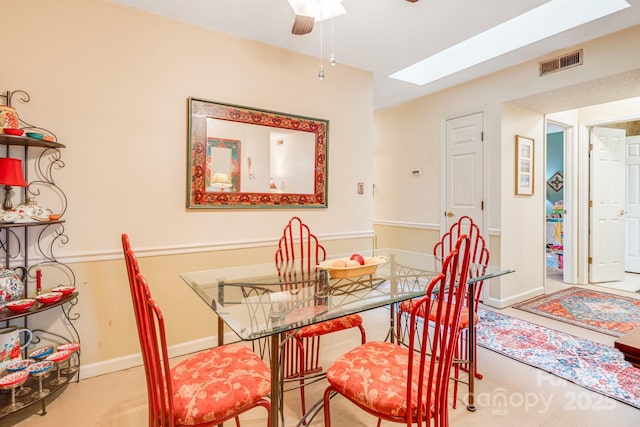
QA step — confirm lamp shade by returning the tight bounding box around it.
[0,158,28,187]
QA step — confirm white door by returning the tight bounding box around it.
[626,135,640,273]
[444,113,484,232]
[589,127,626,282]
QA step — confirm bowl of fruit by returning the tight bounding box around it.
[317,253,387,279]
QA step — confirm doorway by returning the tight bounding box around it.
[545,123,565,282]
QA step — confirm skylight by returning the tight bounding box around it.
[390,0,630,85]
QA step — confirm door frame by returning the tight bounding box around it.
[579,112,640,283]
[545,119,577,284]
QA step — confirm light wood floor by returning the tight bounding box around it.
[11,278,640,427]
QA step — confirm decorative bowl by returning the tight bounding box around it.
[29,346,54,360]
[49,214,61,221]
[57,342,80,353]
[5,298,36,313]
[25,132,44,140]
[45,350,72,363]
[317,256,388,279]
[6,359,35,372]
[50,285,74,296]
[2,128,24,136]
[0,371,29,389]
[26,360,54,375]
[36,292,63,305]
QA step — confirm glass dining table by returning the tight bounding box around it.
[179,248,514,426]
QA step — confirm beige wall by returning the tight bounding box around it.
[374,26,640,308]
[4,0,374,377]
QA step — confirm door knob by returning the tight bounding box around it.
[620,210,626,216]
[446,211,455,218]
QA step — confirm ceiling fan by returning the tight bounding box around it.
[289,0,419,35]
[288,0,346,35]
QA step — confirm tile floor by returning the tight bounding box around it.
[10,276,640,427]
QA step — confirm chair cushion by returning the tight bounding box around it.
[399,300,475,328]
[326,341,435,419]
[171,344,271,425]
[295,314,363,338]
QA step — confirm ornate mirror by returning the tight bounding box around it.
[187,98,328,208]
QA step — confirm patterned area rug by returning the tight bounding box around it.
[477,309,640,409]
[513,287,640,337]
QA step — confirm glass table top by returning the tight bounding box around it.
[179,248,513,341]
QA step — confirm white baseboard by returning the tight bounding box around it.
[482,286,544,309]
[78,334,234,380]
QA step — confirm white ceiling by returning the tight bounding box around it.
[109,0,640,111]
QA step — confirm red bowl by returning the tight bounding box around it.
[5,298,36,313]
[2,128,24,136]
[36,292,63,305]
[50,285,74,296]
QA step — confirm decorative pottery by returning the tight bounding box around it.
[0,267,26,305]
[0,371,29,389]
[15,197,50,221]
[2,128,23,136]
[0,327,33,372]
[50,285,74,296]
[35,292,62,305]
[57,342,80,353]
[29,346,53,360]
[0,106,19,130]
[6,358,34,372]
[5,298,35,313]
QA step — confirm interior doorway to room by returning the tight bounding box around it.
[545,123,566,282]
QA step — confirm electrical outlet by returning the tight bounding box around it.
[357,182,364,195]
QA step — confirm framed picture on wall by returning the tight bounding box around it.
[515,135,534,195]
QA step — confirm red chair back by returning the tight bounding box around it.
[122,234,157,426]
[275,216,327,280]
[434,216,489,311]
[135,271,177,427]
[407,235,471,425]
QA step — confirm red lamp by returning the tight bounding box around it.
[0,157,28,210]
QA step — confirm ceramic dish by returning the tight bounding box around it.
[36,292,63,305]
[29,346,54,360]
[26,360,54,375]
[0,371,29,389]
[2,128,24,136]
[30,216,51,222]
[6,359,35,372]
[57,342,80,353]
[317,256,388,279]
[45,350,72,363]
[5,298,36,313]
[25,132,44,139]
[49,214,61,221]
[50,285,75,296]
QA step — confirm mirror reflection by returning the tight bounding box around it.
[206,119,316,194]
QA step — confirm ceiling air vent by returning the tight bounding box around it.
[539,49,583,76]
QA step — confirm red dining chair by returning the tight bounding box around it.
[397,216,489,408]
[323,235,471,427]
[122,234,272,427]
[274,217,366,420]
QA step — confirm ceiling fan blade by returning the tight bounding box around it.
[292,14,315,35]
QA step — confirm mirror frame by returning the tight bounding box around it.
[187,97,328,209]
